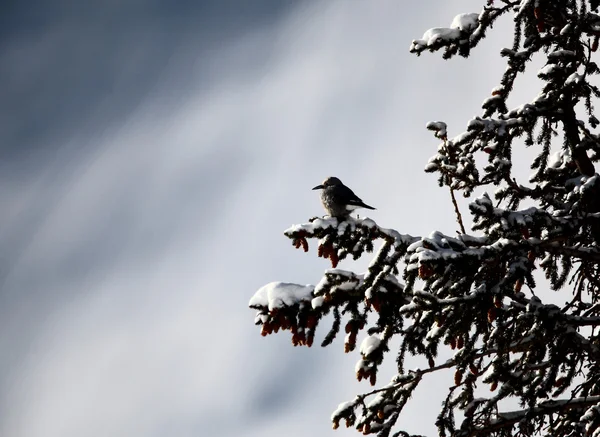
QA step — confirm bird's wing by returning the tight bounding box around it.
[339,185,376,210]
[338,184,364,205]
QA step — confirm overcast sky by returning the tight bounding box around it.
[0,1,541,436]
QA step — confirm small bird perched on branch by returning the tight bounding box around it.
[312,176,376,218]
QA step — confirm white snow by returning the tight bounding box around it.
[548,149,570,168]
[426,324,442,340]
[366,393,386,409]
[254,313,268,324]
[516,0,535,18]
[565,72,584,86]
[337,220,350,236]
[327,268,357,277]
[560,23,573,35]
[399,301,418,313]
[360,334,382,357]
[284,217,338,235]
[331,401,354,421]
[248,282,314,310]
[548,50,576,61]
[451,13,479,32]
[337,281,359,291]
[378,226,416,247]
[410,13,479,52]
[416,27,460,48]
[361,218,377,229]
[426,121,448,139]
[355,359,368,373]
[311,295,325,309]
[582,403,600,422]
[538,64,558,76]
[578,175,599,195]
[508,103,536,117]
[314,274,331,295]
[482,95,502,109]
[539,254,553,267]
[466,116,526,139]
[481,363,495,381]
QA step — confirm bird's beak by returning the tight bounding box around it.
[312,184,324,190]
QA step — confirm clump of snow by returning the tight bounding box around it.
[254,313,268,324]
[314,269,364,296]
[366,393,386,409]
[337,220,353,236]
[331,401,354,421]
[285,216,384,239]
[427,121,448,139]
[565,73,584,86]
[361,218,377,229]
[314,275,331,295]
[451,13,479,31]
[249,282,314,311]
[538,64,559,77]
[548,50,576,61]
[548,149,571,168]
[360,334,382,358]
[466,116,525,139]
[426,324,442,340]
[579,175,599,195]
[410,13,479,52]
[327,268,359,277]
[560,23,574,35]
[355,359,369,374]
[481,363,496,381]
[508,103,537,118]
[414,27,460,50]
[285,217,338,235]
[582,403,600,429]
[311,295,325,309]
[378,226,417,248]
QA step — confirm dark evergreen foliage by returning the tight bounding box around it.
[249,1,600,435]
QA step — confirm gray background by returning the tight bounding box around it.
[0,1,541,436]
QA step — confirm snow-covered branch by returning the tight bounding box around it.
[466,395,600,437]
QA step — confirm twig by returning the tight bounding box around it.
[442,137,468,235]
[450,187,467,234]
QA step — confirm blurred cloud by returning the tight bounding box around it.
[0,1,533,436]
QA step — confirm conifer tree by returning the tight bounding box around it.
[249,1,600,436]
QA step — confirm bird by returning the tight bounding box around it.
[312,176,376,218]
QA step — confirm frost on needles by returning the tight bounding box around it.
[249,2,600,437]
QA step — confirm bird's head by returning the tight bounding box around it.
[312,176,342,190]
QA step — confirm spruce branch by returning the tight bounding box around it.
[561,95,596,177]
[467,395,600,437]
